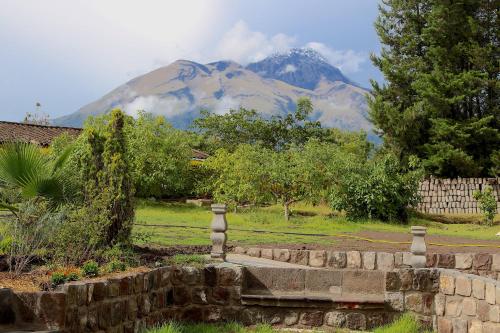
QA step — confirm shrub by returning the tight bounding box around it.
[474,186,497,226]
[329,153,424,222]
[81,260,99,277]
[106,260,127,273]
[50,271,67,287]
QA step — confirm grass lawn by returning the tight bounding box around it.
[133,200,500,247]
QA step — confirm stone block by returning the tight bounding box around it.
[191,287,209,304]
[173,286,191,305]
[445,296,462,317]
[327,251,346,269]
[204,266,217,287]
[402,252,413,267]
[483,322,500,333]
[455,275,472,296]
[299,311,324,326]
[473,278,486,299]
[273,249,290,262]
[233,246,246,254]
[325,311,346,327]
[343,270,384,295]
[440,273,455,295]
[172,267,201,286]
[490,305,500,323]
[261,248,274,260]
[133,273,144,294]
[246,248,261,257]
[497,286,500,304]
[385,292,404,311]
[394,252,403,268]
[346,313,366,331]
[437,315,452,333]
[437,254,455,268]
[377,252,394,271]
[64,282,88,306]
[385,271,401,292]
[477,300,491,321]
[462,297,477,316]
[0,289,15,325]
[426,254,437,268]
[244,267,305,292]
[347,251,362,269]
[469,320,483,333]
[209,287,231,305]
[452,318,468,333]
[290,250,309,266]
[413,268,438,292]
[492,254,500,272]
[455,253,473,269]
[434,293,446,316]
[218,267,243,286]
[309,250,327,267]
[284,311,299,326]
[363,252,376,270]
[400,269,414,291]
[474,253,492,270]
[487,282,497,304]
[305,269,342,293]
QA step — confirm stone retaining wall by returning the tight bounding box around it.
[436,269,500,332]
[417,178,500,215]
[234,247,500,280]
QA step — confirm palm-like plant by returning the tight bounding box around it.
[0,142,74,212]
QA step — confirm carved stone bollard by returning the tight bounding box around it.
[410,226,427,268]
[210,204,228,261]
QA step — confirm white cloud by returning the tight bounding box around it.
[213,96,240,115]
[122,95,190,118]
[284,64,297,73]
[214,21,296,64]
[306,42,366,73]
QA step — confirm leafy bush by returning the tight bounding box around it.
[50,268,81,287]
[105,260,127,273]
[81,260,99,277]
[329,153,424,222]
[474,186,497,226]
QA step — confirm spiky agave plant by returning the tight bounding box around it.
[0,142,74,212]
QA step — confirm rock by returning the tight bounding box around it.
[325,311,346,327]
[434,293,446,316]
[474,253,492,270]
[261,248,273,260]
[346,313,366,330]
[469,320,483,333]
[327,251,346,269]
[233,246,246,254]
[290,250,309,266]
[346,251,362,269]
[362,252,376,270]
[492,254,500,271]
[445,296,462,317]
[462,297,477,316]
[273,249,290,262]
[455,253,473,269]
[385,271,401,292]
[217,267,242,286]
[486,282,497,305]
[477,300,491,321]
[284,311,299,326]
[437,317,452,333]
[309,250,327,267]
[473,278,486,299]
[246,248,261,257]
[385,292,404,311]
[376,252,394,271]
[437,254,455,268]
[299,311,324,326]
[455,275,472,296]
[0,289,15,325]
[451,318,467,333]
[490,305,500,323]
[439,273,455,295]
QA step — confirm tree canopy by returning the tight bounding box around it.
[370,0,499,177]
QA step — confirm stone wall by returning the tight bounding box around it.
[436,269,500,332]
[416,178,500,214]
[234,247,500,280]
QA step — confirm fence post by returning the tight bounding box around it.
[410,226,427,268]
[210,204,227,261]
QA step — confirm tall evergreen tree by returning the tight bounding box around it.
[370,0,499,177]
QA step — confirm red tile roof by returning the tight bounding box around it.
[0,121,82,146]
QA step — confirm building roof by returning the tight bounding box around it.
[0,121,82,146]
[0,120,209,160]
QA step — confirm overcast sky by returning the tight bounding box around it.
[0,0,382,122]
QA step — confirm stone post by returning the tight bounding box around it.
[410,226,427,268]
[210,204,227,261]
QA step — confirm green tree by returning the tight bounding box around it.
[194,97,328,152]
[128,112,193,198]
[370,0,499,177]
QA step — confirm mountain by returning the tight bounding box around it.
[54,48,374,137]
[246,48,353,90]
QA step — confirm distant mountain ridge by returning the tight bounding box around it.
[54,48,374,139]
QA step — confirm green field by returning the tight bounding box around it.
[133,200,500,247]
